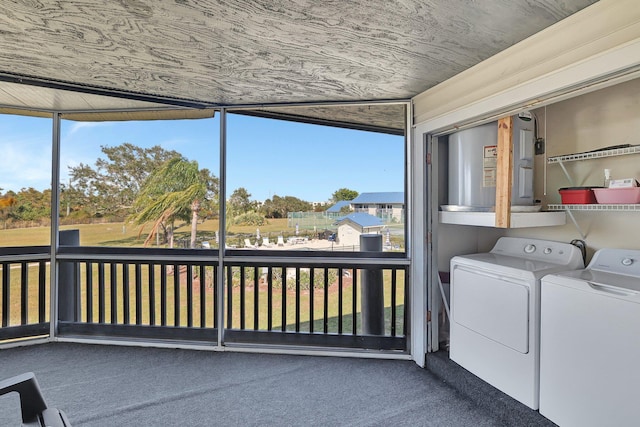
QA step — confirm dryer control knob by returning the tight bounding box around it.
[622,258,634,266]
[543,247,552,255]
[524,244,536,254]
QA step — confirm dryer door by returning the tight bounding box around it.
[452,265,530,353]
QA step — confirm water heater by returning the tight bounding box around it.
[447,114,535,209]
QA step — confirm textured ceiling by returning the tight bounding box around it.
[0,0,597,130]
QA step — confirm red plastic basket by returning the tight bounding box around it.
[558,187,599,204]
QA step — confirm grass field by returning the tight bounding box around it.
[0,218,296,247]
[1,220,406,339]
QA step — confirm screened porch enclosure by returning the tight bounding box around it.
[0,105,410,356]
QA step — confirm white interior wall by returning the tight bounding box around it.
[507,78,640,260]
[436,225,478,272]
[436,226,505,273]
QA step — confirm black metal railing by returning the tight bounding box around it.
[2,246,409,352]
[56,247,219,342]
[78,262,218,327]
[223,252,408,350]
[0,247,50,340]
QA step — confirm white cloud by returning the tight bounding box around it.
[158,137,188,150]
[66,121,111,137]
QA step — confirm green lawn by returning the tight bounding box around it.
[0,218,296,247]
[1,220,406,338]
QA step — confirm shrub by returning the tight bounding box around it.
[227,266,341,291]
[274,268,339,291]
[232,211,266,226]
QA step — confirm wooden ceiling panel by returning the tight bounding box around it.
[0,0,597,127]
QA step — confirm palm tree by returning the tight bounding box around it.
[129,157,207,248]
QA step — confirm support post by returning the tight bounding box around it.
[58,229,80,322]
[360,234,384,335]
[495,116,513,228]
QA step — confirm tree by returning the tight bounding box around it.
[128,157,209,248]
[331,188,358,203]
[65,163,101,217]
[68,143,183,218]
[228,187,255,216]
[197,168,220,220]
[261,195,312,218]
[339,205,352,214]
[6,188,50,223]
[0,194,16,209]
[0,191,18,224]
[60,179,94,219]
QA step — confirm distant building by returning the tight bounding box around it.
[312,201,328,209]
[335,213,385,247]
[350,192,404,221]
[325,200,352,213]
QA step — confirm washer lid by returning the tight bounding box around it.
[545,269,640,294]
[453,252,575,278]
[546,248,640,295]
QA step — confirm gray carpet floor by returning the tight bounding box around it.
[0,343,540,426]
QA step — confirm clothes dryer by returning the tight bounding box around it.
[450,237,584,409]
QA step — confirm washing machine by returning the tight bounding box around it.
[539,248,640,427]
[449,237,584,409]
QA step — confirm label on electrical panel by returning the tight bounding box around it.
[483,145,497,187]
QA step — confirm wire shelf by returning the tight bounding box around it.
[547,204,640,211]
[547,145,640,164]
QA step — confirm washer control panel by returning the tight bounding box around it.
[589,249,640,276]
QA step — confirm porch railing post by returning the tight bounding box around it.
[58,230,80,322]
[360,234,384,335]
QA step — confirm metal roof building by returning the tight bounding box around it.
[325,200,352,213]
[335,213,385,229]
[335,213,385,247]
[350,192,405,205]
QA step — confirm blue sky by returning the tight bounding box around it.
[0,113,404,202]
